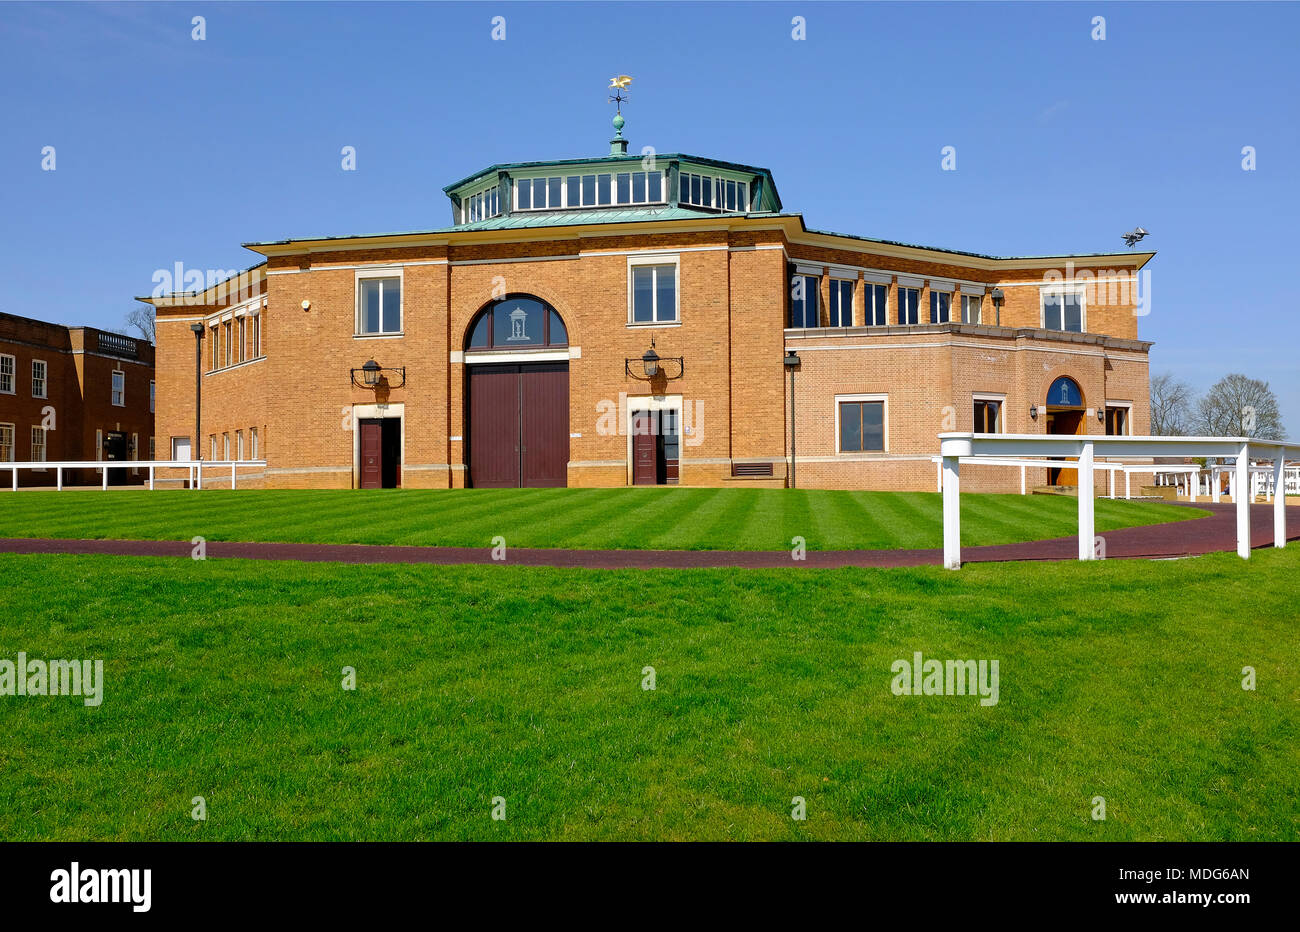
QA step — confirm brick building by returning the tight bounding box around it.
[0,312,155,485]
[146,122,1154,492]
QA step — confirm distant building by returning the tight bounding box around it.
[0,312,155,485]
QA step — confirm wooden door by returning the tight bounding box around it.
[632,412,657,485]
[469,365,522,488]
[1047,411,1083,485]
[360,419,382,489]
[520,363,569,487]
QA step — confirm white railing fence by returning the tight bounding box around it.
[937,434,1299,569]
[1,460,267,491]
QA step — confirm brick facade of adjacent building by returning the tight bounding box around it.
[0,313,155,485]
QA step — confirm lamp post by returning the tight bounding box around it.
[189,323,204,463]
[784,350,800,488]
[989,287,1005,326]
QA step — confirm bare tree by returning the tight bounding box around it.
[124,305,155,344]
[1194,373,1283,439]
[1149,372,1195,435]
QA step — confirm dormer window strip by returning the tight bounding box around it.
[511,169,669,211]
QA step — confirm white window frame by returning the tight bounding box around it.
[627,254,681,326]
[864,281,889,326]
[897,286,920,325]
[1040,286,1088,333]
[0,423,14,462]
[834,393,889,454]
[111,369,125,407]
[1105,400,1134,436]
[930,289,953,324]
[355,267,404,337]
[30,426,47,470]
[237,430,244,460]
[252,311,262,357]
[0,354,14,395]
[223,433,230,460]
[972,392,1007,434]
[250,427,258,459]
[210,434,217,460]
[829,278,855,327]
[171,436,191,462]
[31,359,47,399]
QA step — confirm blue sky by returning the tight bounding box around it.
[2,1,1297,432]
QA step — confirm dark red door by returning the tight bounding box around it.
[521,363,569,487]
[469,365,522,488]
[469,363,569,488]
[632,412,657,485]
[360,419,382,489]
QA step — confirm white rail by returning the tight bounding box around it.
[1,460,267,491]
[937,434,1299,569]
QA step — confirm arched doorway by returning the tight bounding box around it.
[464,295,570,488]
[1045,376,1085,486]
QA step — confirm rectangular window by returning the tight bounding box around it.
[973,399,1002,433]
[252,314,262,356]
[1043,292,1084,332]
[223,433,230,460]
[547,176,561,208]
[0,424,13,462]
[210,326,219,369]
[898,287,920,325]
[930,291,951,323]
[149,436,155,461]
[358,275,401,334]
[616,172,631,203]
[829,279,854,327]
[31,359,47,398]
[223,321,232,366]
[597,173,612,205]
[30,426,46,463]
[210,434,216,460]
[516,179,531,210]
[961,294,982,324]
[237,430,244,460]
[790,274,820,328]
[237,318,246,362]
[581,174,596,206]
[838,401,885,453]
[111,370,125,406]
[149,380,155,413]
[171,436,190,462]
[1105,405,1130,436]
[630,262,678,324]
[865,283,888,326]
[250,427,258,459]
[0,354,13,394]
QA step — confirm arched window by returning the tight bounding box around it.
[465,296,568,351]
[1047,376,1083,407]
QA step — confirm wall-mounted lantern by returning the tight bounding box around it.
[350,359,406,389]
[989,287,1005,326]
[626,338,683,381]
[1029,404,1039,421]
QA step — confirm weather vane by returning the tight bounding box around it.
[608,75,632,115]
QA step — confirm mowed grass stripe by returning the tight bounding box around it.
[0,549,1294,840]
[0,488,1201,552]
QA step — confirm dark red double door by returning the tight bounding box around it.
[468,363,569,488]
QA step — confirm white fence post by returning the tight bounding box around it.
[196,462,203,491]
[1236,443,1251,559]
[231,462,237,490]
[149,465,155,491]
[1125,470,1131,500]
[1275,451,1286,549]
[942,455,961,570]
[102,465,108,490]
[1078,441,1095,560]
[1020,464,1026,495]
[56,466,62,491]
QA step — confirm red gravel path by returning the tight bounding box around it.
[0,503,1294,569]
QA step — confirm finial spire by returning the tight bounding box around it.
[608,75,632,155]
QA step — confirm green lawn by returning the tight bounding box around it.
[0,548,1295,841]
[0,488,1201,550]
